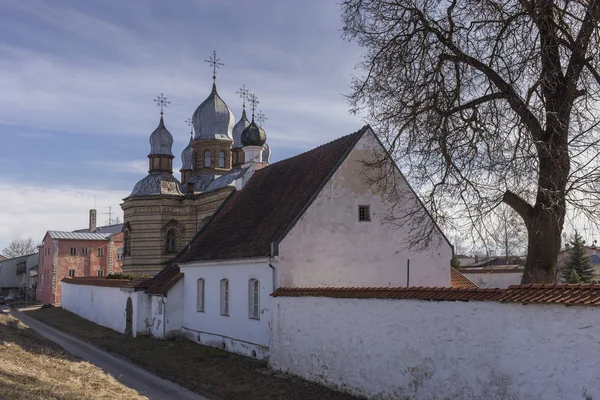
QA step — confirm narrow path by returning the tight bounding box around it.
[11,309,208,400]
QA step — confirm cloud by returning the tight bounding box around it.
[0,181,128,251]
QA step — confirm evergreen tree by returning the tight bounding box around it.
[561,232,595,283]
[567,269,581,284]
[450,255,461,269]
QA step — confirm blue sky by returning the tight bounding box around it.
[0,0,364,250]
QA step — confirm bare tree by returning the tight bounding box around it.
[489,205,528,262]
[342,0,600,283]
[2,238,38,259]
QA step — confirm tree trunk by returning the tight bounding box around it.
[521,209,563,283]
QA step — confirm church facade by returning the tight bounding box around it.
[121,83,270,275]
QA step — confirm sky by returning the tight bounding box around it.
[0,0,364,251]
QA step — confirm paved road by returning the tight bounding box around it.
[11,309,209,400]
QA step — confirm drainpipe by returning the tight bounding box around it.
[161,294,167,339]
[406,259,410,287]
[269,242,277,291]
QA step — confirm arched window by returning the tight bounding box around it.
[197,278,205,312]
[123,230,130,257]
[248,279,260,319]
[165,229,176,253]
[204,151,211,168]
[220,278,229,316]
[218,151,225,168]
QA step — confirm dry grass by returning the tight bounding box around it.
[26,307,362,400]
[0,312,147,400]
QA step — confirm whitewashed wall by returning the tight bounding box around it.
[270,296,600,399]
[463,272,523,288]
[61,282,147,337]
[179,260,272,359]
[278,130,452,288]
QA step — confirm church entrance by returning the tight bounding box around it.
[125,297,133,336]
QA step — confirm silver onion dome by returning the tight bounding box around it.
[149,116,174,156]
[232,109,250,149]
[262,142,271,163]
[192,83,235,141]
[241,121,266,147]
[180,136,193,170]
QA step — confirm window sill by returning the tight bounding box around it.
[220,313,229,317]
[249,317,260,321]
[197,309,205,313]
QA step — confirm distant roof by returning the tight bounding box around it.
[0,255,6,262]
[62,276,150,289]
[0,253,37,262]
[178,126,368,263]
[47,231,112,241]
[451,268,478,288]
[73,223,123,236]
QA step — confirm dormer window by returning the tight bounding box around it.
[204,151,211,168]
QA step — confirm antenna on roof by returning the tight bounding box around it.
[103,206,113,225]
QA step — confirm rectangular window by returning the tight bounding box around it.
[97,270,104,277]
[197,278,205,312]
[69,269,75,277]
[249,279,260,320]
[358,205,371,222]
[220,279,229,316]
[82,247,89,255]
[117,248,123,260]
[70,247,77,255]
[97,248,105,256]
[157,299,163,315]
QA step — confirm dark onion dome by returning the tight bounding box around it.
[241,121,266,147]
[149,116,174,156]
[192,83,235,141]
[232,109,250,149]
[180,136,193,170]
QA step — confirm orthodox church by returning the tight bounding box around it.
[121,77,271,275]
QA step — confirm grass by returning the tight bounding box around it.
[0,311,147,400]
[26,307,361,400]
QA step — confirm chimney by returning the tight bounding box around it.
[89,209,97,233]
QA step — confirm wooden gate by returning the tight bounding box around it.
[125,297,133,336]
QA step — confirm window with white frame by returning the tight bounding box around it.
[248,279,260,319]
[82,247,89,255]
[69,269,75,277]
[70,247,77,255]
[157,299,163,315]
[97,247,105,256]
[197,278,205,312]
[97,270,104,277]
[220,278,229,316]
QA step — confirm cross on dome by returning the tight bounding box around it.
[154,93,170,116]
[185,117,193,137]
[257,110,267,127]
[205,50,224,82]
[237,85,249,109]
[248,93,259,120]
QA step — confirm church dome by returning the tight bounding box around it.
[149,116,174,156]
[192,83,235,141]
[129,172,183,197]
[241,121,266,147]
[262,142,271,163]
[232,109,250,149]
[180,136,193,170]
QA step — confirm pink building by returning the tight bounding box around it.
[37,211,123,304]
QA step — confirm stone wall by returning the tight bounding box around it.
[270,295,600,399]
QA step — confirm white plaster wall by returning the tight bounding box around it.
[278,129,452,288]
[179,260,272,359]
[270,296,600,399]
[148,294,166,338]
[61,282,146,337]
[165,279,183,338]
[463,272,523,288]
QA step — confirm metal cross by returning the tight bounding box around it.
[236,85,249,108]
[248,93,259,120]
[154,93,170,115]
[257,110,267,127]
[205,50,224,82]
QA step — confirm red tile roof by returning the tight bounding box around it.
[272,286,504,301]
[145,264,183,295]
[501,284,600,306]
[272,284,600,306]
[177,127,368,263]
[61,277,150,289]
[451,268,478,288]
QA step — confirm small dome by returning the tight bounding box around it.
[232,109,250,149]
[262,142,271,163]
[192,83,235,141]
[130,173,182,197]
[149,116,174,156]
[180,136,193,170]
[241,121,266,147]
